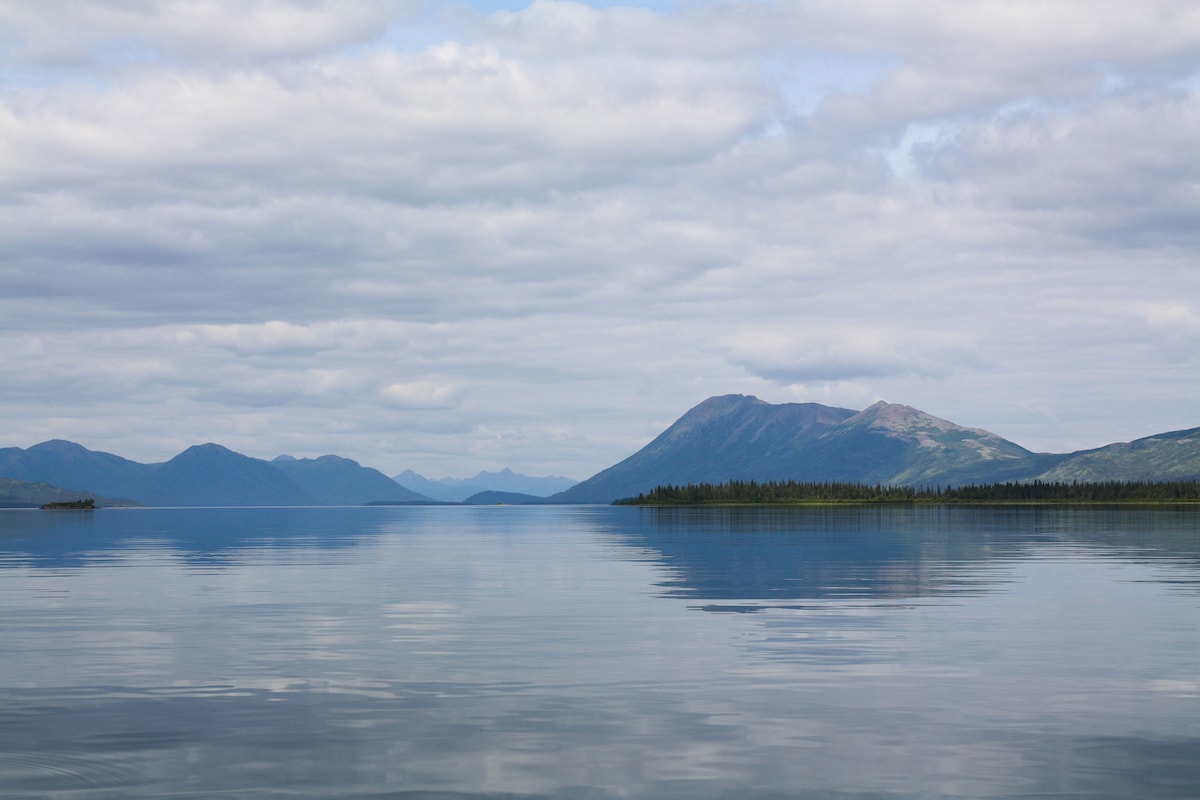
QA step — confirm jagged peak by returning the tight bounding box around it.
[469,467,518,480]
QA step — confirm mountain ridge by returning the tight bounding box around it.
[552,395,1195,503]
[0,442,435,507]
[2,396,1197,506]
[274,454,428,505]
[392,467,577,502]
[133,443,316,507]
[552,395,859,503]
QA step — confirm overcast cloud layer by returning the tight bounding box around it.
[2,0,1198,478]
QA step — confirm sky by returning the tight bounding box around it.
[1,0,1198,480]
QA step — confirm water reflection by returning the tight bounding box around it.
[3,682,1198,799]
[594,505,1200,604]
[0,506,392,569]
[0,505,1198,799]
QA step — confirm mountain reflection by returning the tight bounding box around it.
[2,504,1198,799]
[3,504,1197,589]
[594,505,1200,605]
[0,506,389,569]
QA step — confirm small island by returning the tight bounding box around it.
[40,498,97,510]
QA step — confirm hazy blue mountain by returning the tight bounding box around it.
[460,468,577,497]
[0,440,433,507]
[461,490,546,505]
[1036,426,1200,482]
[0,439,151,499]
[393,468,576,502]
[132,444,314,507]
[273,455,431,505]
[390,470,449,499]
[551,395,1078,504]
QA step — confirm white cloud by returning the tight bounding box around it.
[1140,303,1200,333]
[0,1,408,68]
[380,380,465,409]
[1,0,1198,475]
[726,327,977,383]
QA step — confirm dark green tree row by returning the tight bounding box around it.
[616,479,1200,505]
[39,498,96,510]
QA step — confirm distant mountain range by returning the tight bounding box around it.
[551,395,1200,503]
[2,395,1197,507]
[0,441,573,507]
[392,468,577,502]
[0,441,431,507]
[273,455,429,505]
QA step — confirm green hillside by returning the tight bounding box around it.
[1037,428,1200,482]
[0,477,127,508]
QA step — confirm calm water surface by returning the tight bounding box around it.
[0,505,1198,798]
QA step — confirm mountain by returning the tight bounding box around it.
[0,439,151,499]
[552,395,858,503]
[273,455,431,505]
[132,444,314,507]
[461,490,546,505]
[4,405,1197,507]
[0,440,433,507]
[1037,426,1200,482]
[392,468,576,502]
[552,394,1194,504]
[794,401,1065,486]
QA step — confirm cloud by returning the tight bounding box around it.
[0,1,408,69]
[1,0,1198,473]
[380,380,465,409]
[726,327,977,383]
[1140,303,1200,333]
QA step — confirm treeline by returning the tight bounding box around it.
[40,498,96,510]
[616,479,1200,505]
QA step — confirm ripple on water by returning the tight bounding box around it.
[0,750,142,792]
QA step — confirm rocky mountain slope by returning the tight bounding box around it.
[553,395,1193,503]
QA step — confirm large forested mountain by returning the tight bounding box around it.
[552,395,856,503]
[553,395,1197,504]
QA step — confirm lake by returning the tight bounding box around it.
[1,504,1198,799]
